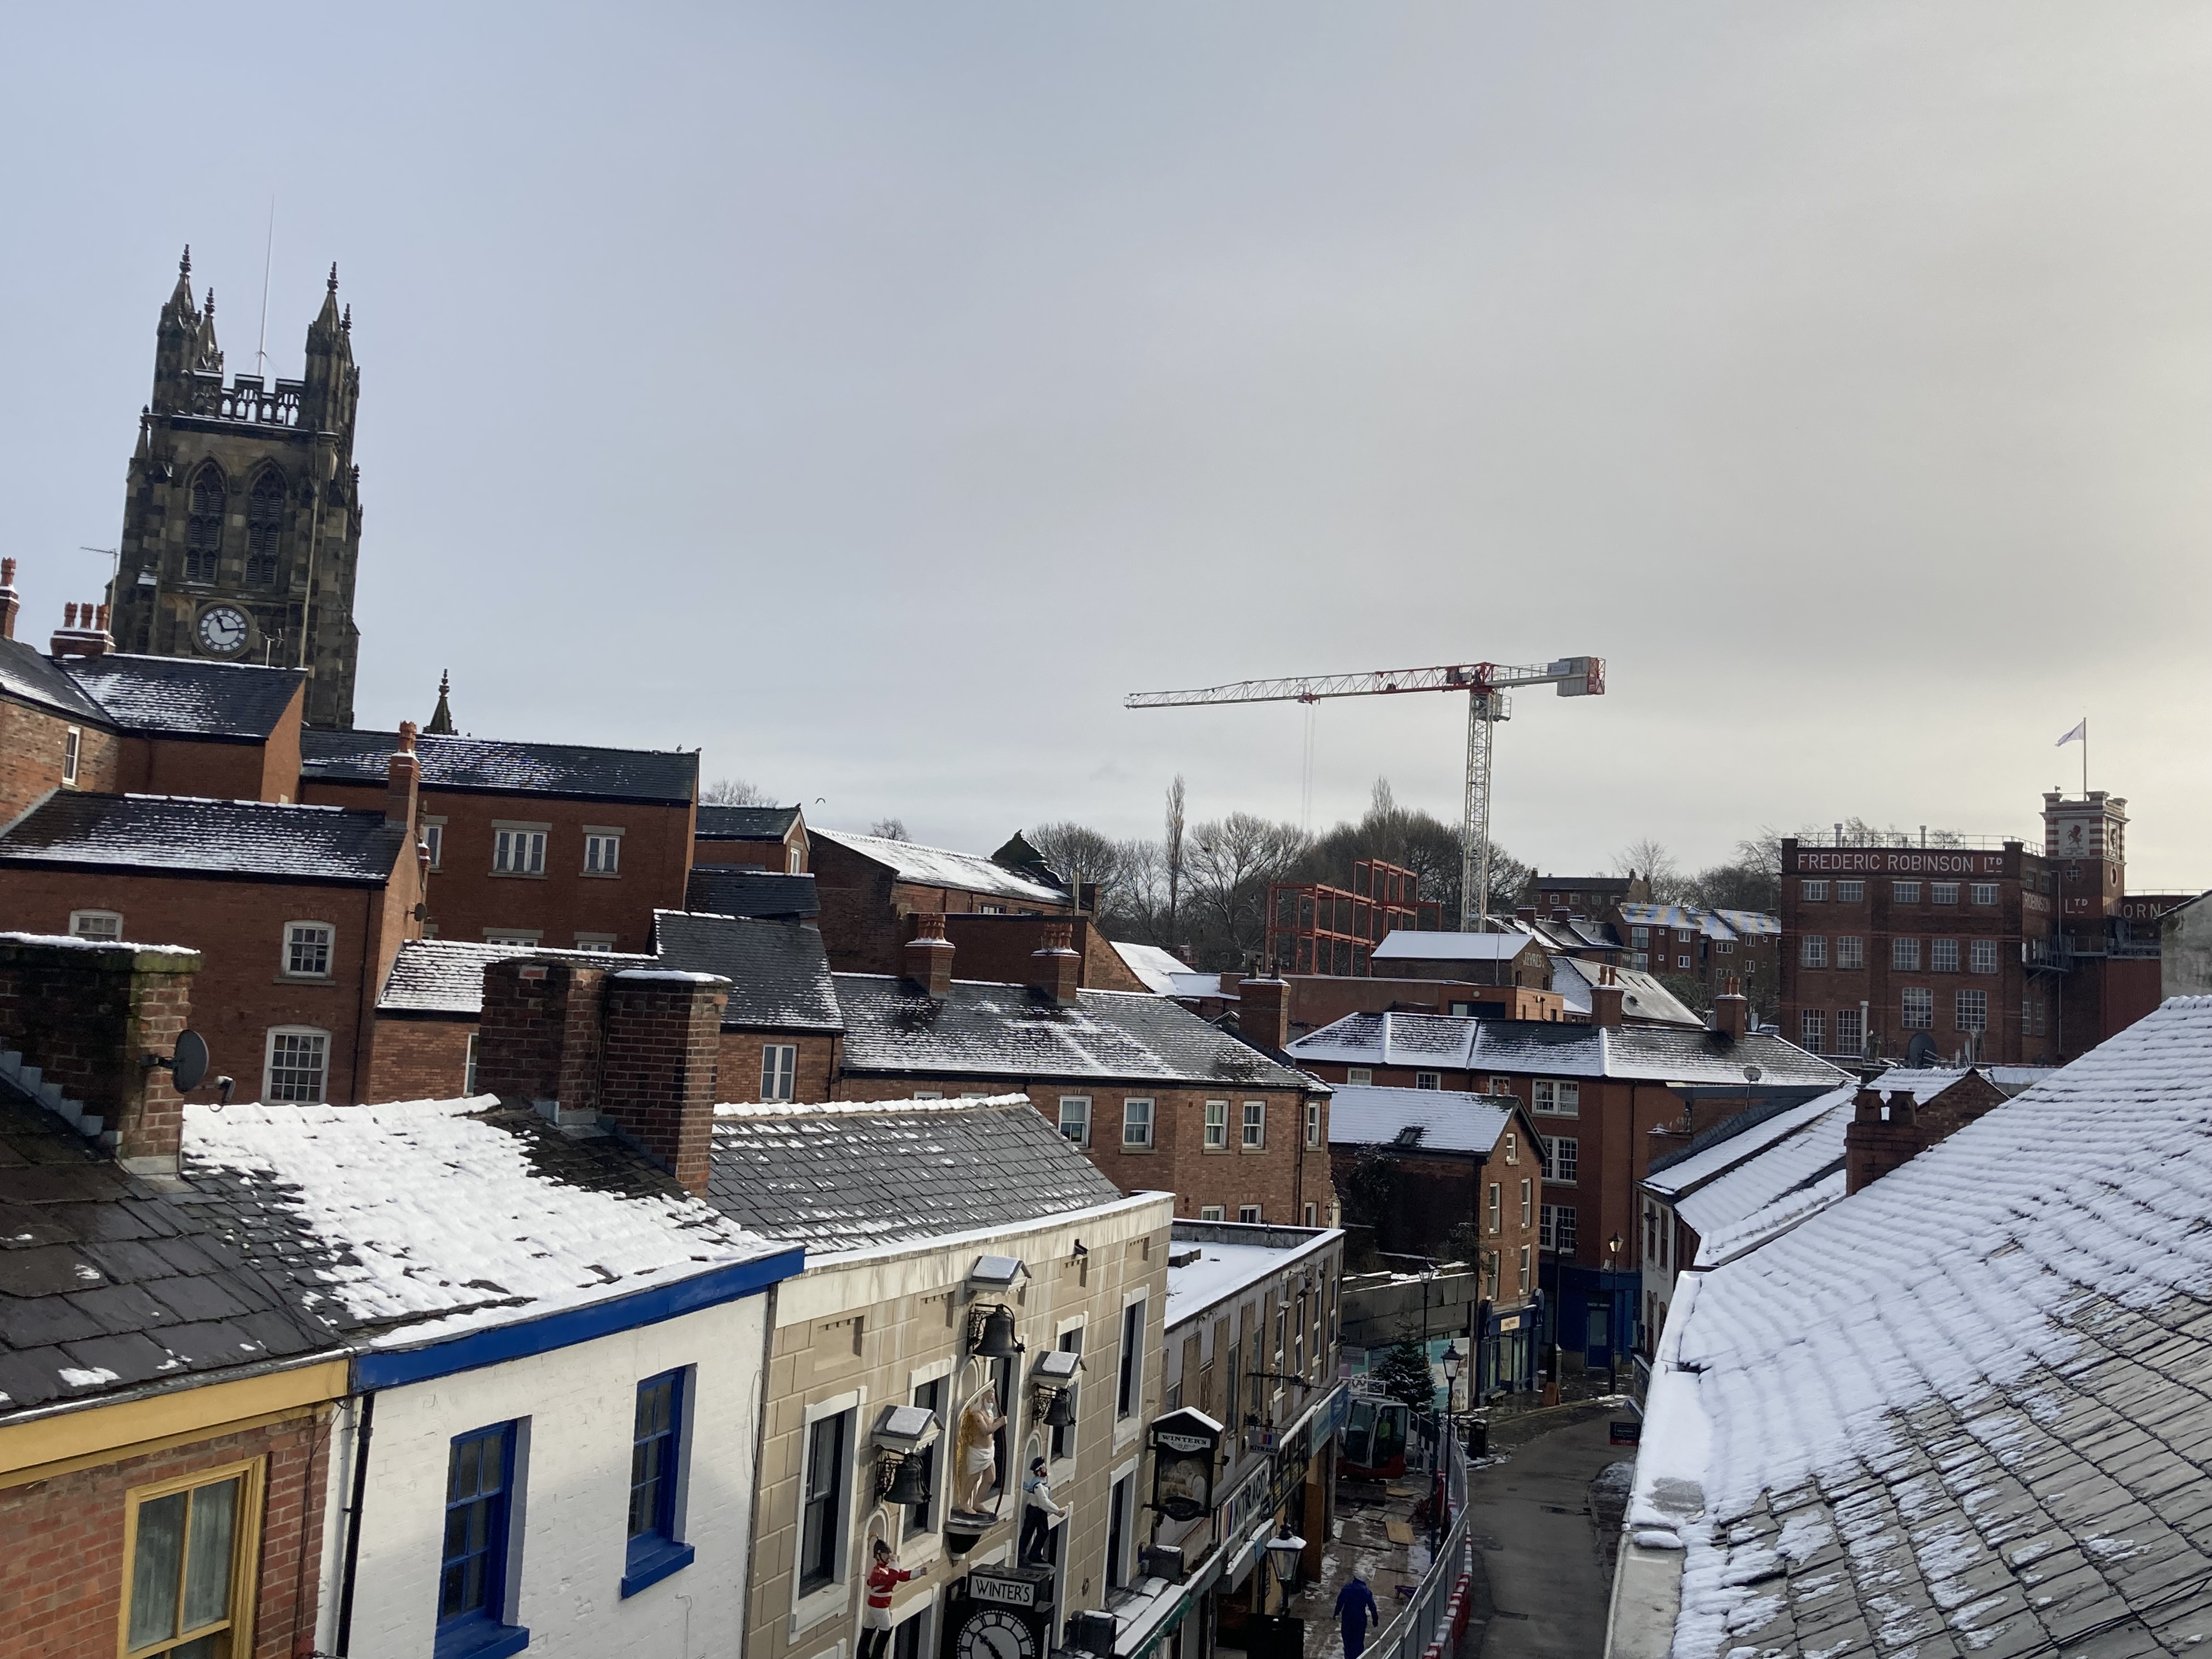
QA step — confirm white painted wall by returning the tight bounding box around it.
[323,1294,769,1659]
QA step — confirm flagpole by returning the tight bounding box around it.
[2081,716,2088,797]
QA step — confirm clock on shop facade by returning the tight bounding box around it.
[945,1565,1054,1659]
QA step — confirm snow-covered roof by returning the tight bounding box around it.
[1288,1011,1846,1089]
[1550,957,1704,1026]
[183,1097,785,1349]
[1372,930,1538,962]
[1325,1084,1516,1155]
[1712,908,1780,938]
[1113,941,1195,995]
[1641,1091,1851,1201]
[1629,996,2212,1658]
[65,653,305,740]
[812,828,1070,906]
[1166,1228,1340,1328]
[1168,972,1229,1000]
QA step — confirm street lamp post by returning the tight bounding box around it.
[1604,1233,1626,1394]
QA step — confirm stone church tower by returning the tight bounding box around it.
[108,248,364,727]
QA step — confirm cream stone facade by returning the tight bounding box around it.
[746,1189,1176,1659]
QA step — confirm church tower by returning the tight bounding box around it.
[108,248,364,727]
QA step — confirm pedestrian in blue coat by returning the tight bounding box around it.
[1336,1573,1381,1659]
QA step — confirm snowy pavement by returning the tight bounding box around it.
[1462,1415,1624,1659]
[1299,1472,1434,1659]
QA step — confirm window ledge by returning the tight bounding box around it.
[1120,1144,1155,1154]
[435,1619,530,1659]
[488,871,549,880]
[620,1539,695,1598]
[274,974,336,985]
[580,871,623,881]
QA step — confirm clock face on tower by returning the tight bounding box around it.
[196,605,249,658]
[954,1609,1039,1659]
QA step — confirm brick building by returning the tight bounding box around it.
[1328,1084,1547,1397]
[836,925,1335,1227]
[1369,929,1551,988]
[1286,988,1846,1367]
[1611,902,1781,1009]
[810,827,1074,975]
[1523,871,1650,920]
[0,749,426,1105]
[693,802,809,873]
[298,727,697,955]
[107,252,364,728]
[1263,858,1442,977]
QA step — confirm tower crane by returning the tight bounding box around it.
[1125,657,1607,933]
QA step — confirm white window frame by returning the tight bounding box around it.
[464,1031,480,1094]
[1894,881,1921,904]
[1931,939,1960,973]
[263,1026,331,1103]
[1901,987,1933,1030]
[280,921,334,980]
[583,826,624,877]
[1801,1008,1826,1049]
[1414,1071,1441,1091]
[1122,1097,1154,1149]
[1304,1101,1322,1148]
[69,909,123,940]
[1835,1008,1864,1053]
[483,929,543,946]
[62,726,82,786]
[492,821,550,876]
[1057,1096,1090,1147]
[1241,1100,1265,1149]
[1238,1205,1262,1224]
[1532,1079,1579,1117]
[760,1043,798,1102]
[1970,939,1999,974]
[1838,881,1865,902]
[1199,1205,1225,1222]
[787,848,803,874]
[421,816,447,871]
[1801,936,1827,968]
[1970,883,1997,906]
[1801,881,1828,902]
[1203,1099,1228,1149]
[573,933,617,952]
[1677,955,1692,969]
[1893,938,1921,971]
[1345,1067,1373,1086]
[1931,882,1959,906]
[1542,1135,1577,1185]
[1836,936,1864,970]
[1715,939,1734,955]
[1519,1178,1532,1227]
[1956,990,1988,1032]
[1629,926,1649,946]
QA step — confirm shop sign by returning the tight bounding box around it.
[1149,1408,1223,1522]
[1498,1313,1522,1333]
[967,1564,1053,1609]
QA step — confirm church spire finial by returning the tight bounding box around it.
[203,287,215,319]
[426,669,456,736]
[179,245,191,279]
[328,262,338,294]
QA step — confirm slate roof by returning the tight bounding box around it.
[180,1098,783,1347]
[652,911,843,1034]
[300,729,697,804]
[1113,941,1195,996]
[64,654,304,738]
[834,976,1321,1091]
[1327,1084,1516,1155]
[1372,931,1538,963]
[813,828,1070,906]
[1550,957,1704,1026]
[1287,1010,1848,1088]
[683,868,820,920]
[0,1075,337,1419]
[695,805,800,840]
[706,1096,1126,1255]
[0,793,408,884]
[1631,996,2212,1659]
[0,636,110,724]
[377,939,655,1014]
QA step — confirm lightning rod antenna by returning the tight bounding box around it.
[255,197,276,381]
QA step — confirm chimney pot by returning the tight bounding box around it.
[0,558,18,641]
[386,729,422,825]
[1239,976,1292,1051]
[1590,982,1627,1028]
[1714,976,1750,1040]
[1029,921,1081,1007]
[905,912,956,997]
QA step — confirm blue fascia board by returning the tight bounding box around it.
[354,1245,804,1391]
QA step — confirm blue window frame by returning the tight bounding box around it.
[621,1369,695,1596]
[438,1423,528,1659]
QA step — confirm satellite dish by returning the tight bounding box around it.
[1905,1031,1939,1069]
[1742,1065,1763,1083]
[170,1031,210,1093]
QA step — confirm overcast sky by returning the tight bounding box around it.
[7,7,2211,885]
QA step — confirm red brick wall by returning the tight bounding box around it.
[715,1029,838,1103]
[297,780,693,956]
[364,1014,477,1102]
[1283,977,1562,1037]
[809,838,1073,975]
[0,936,199,1161]
[121,735,267,804]
[0,698,121,820]
[0,869,405,1105]
[936,915,1147,993]
[475,960,608,1107]
[0,1409,330,1659]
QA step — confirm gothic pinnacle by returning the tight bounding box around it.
[328,262,339,293]
[179,245,191,278]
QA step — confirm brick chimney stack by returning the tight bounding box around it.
[1713,976,1750,1041]
[50,596,114,660]
[0,558,19,640]
[1844,1087,1922,1193]
[1030,921,1081,1008]
[476,958,610,1119]
[387,720,421,825]
[600,969,730,1196]
[1239,977,1291,1051]
[906,912,956,998]
[0,934,204,1177]
[1590,963,1626,1029]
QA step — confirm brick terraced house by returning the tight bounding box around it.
[810,828,1075,976]
[692,802,810,874]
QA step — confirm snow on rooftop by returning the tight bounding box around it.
[1113,941,1194,995]
[713,1092,1030,1118]
[184,1097,777,1344]
[0,930,200,957]
[1372,930,1531,961]
[1635,996,2212,1656]
[1166,1234,1334,1327]
[812,827,1070,905]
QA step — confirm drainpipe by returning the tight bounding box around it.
[334,1390,376,1655]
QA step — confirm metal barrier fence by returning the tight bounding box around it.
[1362,1434,1475,1659]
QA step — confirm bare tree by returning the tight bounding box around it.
[1616,838,1689,902]
[1184,812,1311,969]
[1028,822,1127,912]
[702,777,776,806]
[868,817,909,842]
[1164,775,1187,941]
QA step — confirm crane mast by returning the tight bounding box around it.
[1126,656,1606,933]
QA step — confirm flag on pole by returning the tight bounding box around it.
[2056,719,2086,747]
